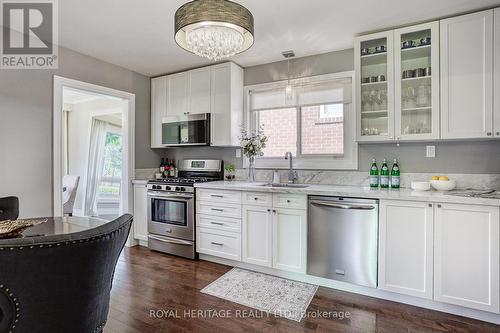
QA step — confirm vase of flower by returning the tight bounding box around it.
[248,156,256,182]
[239,126,267,183]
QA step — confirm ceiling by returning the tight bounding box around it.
[59,0,500,77]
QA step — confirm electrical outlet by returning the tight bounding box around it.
[426,145,436,158]
[235,149,242,158]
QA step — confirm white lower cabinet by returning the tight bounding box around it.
[197,227,241,261]
[378,200,434,299]
[273,208,307,273]
[133,183,148,242]
[242,205,273,267]
[434,203,500,313]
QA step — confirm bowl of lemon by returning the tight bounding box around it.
[430,176,456,191]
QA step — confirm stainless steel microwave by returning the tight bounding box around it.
[161,113,210,146]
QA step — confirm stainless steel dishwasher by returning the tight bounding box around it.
[307,196,378,288]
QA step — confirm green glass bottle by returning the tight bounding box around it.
[369,158,379,188]
[391,159,400,188]
[380,158,389,188]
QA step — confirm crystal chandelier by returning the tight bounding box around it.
[175,0,254,61]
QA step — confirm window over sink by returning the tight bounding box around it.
[245,72,357,170]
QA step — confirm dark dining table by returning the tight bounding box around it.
[18,216,109,238]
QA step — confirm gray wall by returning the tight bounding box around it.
[0,46,161,218]
[166,48,500,175]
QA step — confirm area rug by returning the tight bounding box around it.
[201,268,318,322]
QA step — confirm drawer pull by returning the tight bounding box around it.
[165,228,172,233]
[211,208,224,212]
[211,194,224,198]
[286,199,291,203]
[210,222,224,226]
[211,242,223,246]
[254,197,258,200]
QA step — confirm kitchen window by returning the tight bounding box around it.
[246,72,357,170]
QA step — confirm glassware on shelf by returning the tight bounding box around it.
[362,90,371,111]
[416,84,430,107]
[402,86,416,109]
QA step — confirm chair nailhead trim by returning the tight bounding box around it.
[0,284,20,332]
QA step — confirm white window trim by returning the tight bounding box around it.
[243,71,357,170]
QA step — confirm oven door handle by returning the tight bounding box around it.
[147,192,193,201]
[148,235,193,246]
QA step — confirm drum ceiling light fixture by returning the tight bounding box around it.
[174,0,254,61]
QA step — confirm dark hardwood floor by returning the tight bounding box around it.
[104,246,500,333]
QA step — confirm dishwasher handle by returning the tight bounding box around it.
[310,200,376,210]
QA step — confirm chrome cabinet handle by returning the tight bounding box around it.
[211,242,223,246]
[211,194,224,198]
[487,132,492,136]
[286,199,291,203]
[311,200,376,210]
[165,228,172,233]
[267,209,271,212]
[254,197,258,200]
[437,204,442,208]
[272,209,277,213]
[496,131,500,136]
[211,208,224,212]
[210,222,224,226]
[428,204,433,207]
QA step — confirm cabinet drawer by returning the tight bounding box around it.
[197,227,241,261]
[196,202,242,219]
[273,194,307,210]
[197,214,241,233]
[196,189,241,204]
[242,192,273,206]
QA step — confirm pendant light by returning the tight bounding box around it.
[282,50,295,101]
[174,0,254,61]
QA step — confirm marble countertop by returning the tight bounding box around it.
[194,181,500,206]
[131,179,148,185]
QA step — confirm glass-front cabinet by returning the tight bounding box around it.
[355,31,395,141]
[394,22,439,140]
[355,22,439,141]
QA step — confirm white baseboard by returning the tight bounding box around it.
[199,254,500,325]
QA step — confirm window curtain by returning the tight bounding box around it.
[249,77,352,111]
[84,119,107,217]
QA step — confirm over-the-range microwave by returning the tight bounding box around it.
[161,113,210,146]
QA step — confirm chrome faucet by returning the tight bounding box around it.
[284,152,298,183]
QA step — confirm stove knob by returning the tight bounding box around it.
[165,186,171,191]
[175,187,180,191]
[180,187,186,192]
[152,185,158,190]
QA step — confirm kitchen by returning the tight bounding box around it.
[1,0,500,332]
[129,1,500,330]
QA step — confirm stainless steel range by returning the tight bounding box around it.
[147,160,223,259]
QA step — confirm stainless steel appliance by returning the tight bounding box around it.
[307,196,379,288]
[147,159,223,259]
[162,114,210,146]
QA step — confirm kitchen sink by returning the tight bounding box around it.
[259,183,309,188]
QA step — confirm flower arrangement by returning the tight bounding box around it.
[239,126,268,158]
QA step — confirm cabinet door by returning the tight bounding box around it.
[151,76,167,148]
[242,205,273,267]
[133,184,148,242]
[188,67,211,114]
[378,200,434,299]
[355,31,395,142]
[167,72,189,116]
[211,63,232,146]
[440,10,494,139]
[273,208,307,273]
[394,22,440,140]
[494,8,500,138]
[434,203,499,313]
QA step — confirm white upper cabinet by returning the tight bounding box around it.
[434,203,499,313]
[167,72,189,117]
[150,62,243,148]
[151,76,167,148]
[494,8,500,138]
[440,10,494,139]
[378,200,434,299]
[211,62,244,146]
[394,22,440,140]
[355,31,395,142]
[188,67,212,115]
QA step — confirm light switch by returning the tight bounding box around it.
[426,145,436,158]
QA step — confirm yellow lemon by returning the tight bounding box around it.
[431,176,439,180]
[439,176,449,181]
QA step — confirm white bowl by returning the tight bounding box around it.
[411,181,431,191]
[430,179,456,191]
